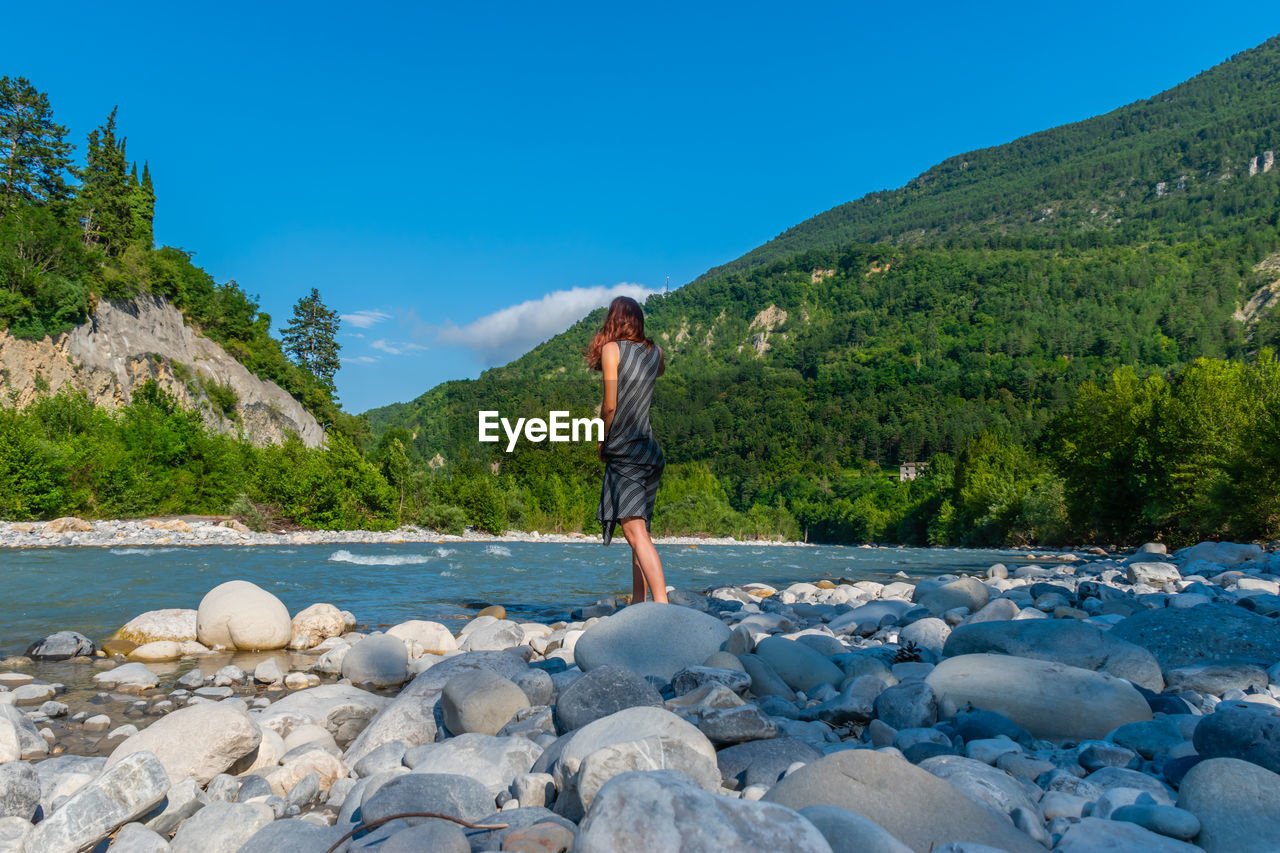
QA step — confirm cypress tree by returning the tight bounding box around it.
[129,160,155,248]
[78,108,131,253]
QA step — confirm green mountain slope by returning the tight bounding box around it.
[366,35,1280,544]
[706,35,1280,276]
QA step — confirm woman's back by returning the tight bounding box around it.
[603,340,662,464]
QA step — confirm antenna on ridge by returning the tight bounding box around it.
[664,275,670,294]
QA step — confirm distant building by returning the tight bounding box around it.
[899,461,929,482]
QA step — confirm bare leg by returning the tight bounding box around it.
[621,517,667,604]
[631,550,649,603]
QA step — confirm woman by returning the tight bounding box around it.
[586,295,668,604]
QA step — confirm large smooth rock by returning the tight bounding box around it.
[458,619,523,651]
[550,706,716,774]
[106,702,261,785]
[405,733,541,797]
[361,773,493,825]
[1055,817,1201,852]
[288,603,346,650]
[110,822,171,853]
[27,752,169,853]
[1178,757,1280,852]
[918,578,991,616]
[1193,703,1280,773]
[441,670,530,735]
[874,681,938,730]
[237,818,341,853]
[343,650,528,766]
[114,609,198,644]
[0,707,45,761]
[386,620,458,654]
[195,580,291,651]
[574,602,732,681]
[553,664,662,733]
[829,601,916,634]
[167,801,274,853]
[577,770,833,853]
[717,736,824,788]
[1110,604,1280,672]
[254,683,389,746]
[25,631,94,661]
[763,750,1042,853]
[918,755,1041,820]
[754,637,844,692]
[341,634,409,688]
[943,619,1163,691]
[0,762,38,821]
[92,663,160,692]
[1165,661,1269,695]
[926,654,1151,741]
[799,805,913,853]
[1177,541,1266,566]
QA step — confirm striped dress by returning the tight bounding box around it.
[598,339,664,545]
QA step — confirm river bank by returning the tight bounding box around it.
[0,517,819,550]
[0,539,1278,850]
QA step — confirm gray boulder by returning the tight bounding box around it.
[1178,757,1280,853]
[1110,603,1280,672]
[0,762,38,821]
[1110,804,1201,842]
[1193,702,1280,773]
[828,601,916,634]
[874,681,938,730]
[918,755,1042,821]
[898,618,951,656]
[404,733,541,797]
[360,820,471,853]
[25,631,94,661]
[942,619,1163,691]
[343,650,528,766]
[671,666,752,697]
[361,772,494,825]
[754,637,844,692]
[574,602,731,681]
[554,664,662,733]
[108,822,170,853]
[717,736,824,788]
[167,801,274,853]
[441,670,530,736]
[458,619,524,652]
[798,805,912,853]
[0,707,45,761]
[919,578,990,616]
[762,750,1043,852]
[106,701,261,785]
[253,683,389,746]
[739,654,797,700]
[236,818,342,853]
[28,751,169,853]
[926,654,1151,741]
[1055,817,1201,852]
[576,770,833,853]
[341,634,409,688]
[1165,661,1269,695]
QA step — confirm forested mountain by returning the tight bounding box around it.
[367,35,1280,546]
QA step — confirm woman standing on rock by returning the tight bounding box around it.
[587,295,668,604]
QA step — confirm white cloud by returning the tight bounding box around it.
[341,310,391,329]
[372,339,429,356]
[435,283,660,364]
[342,355,380,365]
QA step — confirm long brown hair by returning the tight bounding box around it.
[585,295,654,371]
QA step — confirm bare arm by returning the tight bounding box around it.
[599,342,619,457]
[657,345,665,377]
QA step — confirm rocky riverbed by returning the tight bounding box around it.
[1,540,1279,851]
[0,517,805,549]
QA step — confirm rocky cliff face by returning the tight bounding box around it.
[0,295,324,447]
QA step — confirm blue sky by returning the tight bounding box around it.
[8,3,1279,411]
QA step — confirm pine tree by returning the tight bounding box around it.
[0,76,74,210]
[78,108,131,252]
[128,160,155,248]
[280,288,342,395]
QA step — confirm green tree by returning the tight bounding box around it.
[78,108,131,253]
[0,77,73,209]
[280,288,342,396]
[129,161,155,248]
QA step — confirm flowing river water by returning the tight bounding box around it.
[0,542,1067,656]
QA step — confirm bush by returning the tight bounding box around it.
[417,503,467,535]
